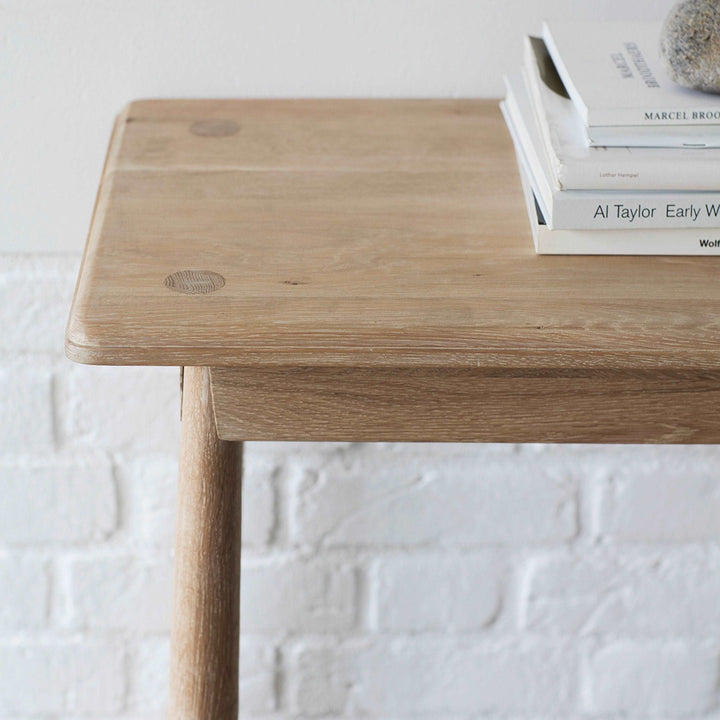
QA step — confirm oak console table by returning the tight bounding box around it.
[66,99,720,718]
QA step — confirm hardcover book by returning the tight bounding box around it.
[502,73,720,230]
[542,20,720,134]
[515,158,720,255]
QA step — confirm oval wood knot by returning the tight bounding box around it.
[189,119,240,137]
[164,270,226,295]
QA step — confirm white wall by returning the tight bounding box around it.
[9,2,720,719]
[3,0,675,252]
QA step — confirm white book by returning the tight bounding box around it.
[525,35,720,150]
[522,36,720,188]
[503,72,720,230]
[542,20,720,130]
[514,153,720,255]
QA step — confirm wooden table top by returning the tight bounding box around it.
[66,99,720,370]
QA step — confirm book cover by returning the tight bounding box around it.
[542,20,720,129]
[514,154,720,255]
[503,72,720,230]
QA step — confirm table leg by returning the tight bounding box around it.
[168,367,243,720]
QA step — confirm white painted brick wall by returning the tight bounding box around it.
[373,553,502,632]
[4,254,720,719]
[583,642,720,716]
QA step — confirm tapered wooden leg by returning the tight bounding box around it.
[169,367,243,720]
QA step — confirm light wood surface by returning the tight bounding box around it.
[169,367,242,720]
[211,366,720,443]
[66,99,720,370]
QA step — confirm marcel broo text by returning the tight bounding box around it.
[644,111,720,121]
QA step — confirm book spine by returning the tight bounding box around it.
[535,227,720,255]
[551,191,720,230]
[557,161,720,191]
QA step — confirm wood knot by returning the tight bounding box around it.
[189,119,240,137]
[164,270,225,295]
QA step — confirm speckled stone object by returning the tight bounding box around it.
[660,0,720,93]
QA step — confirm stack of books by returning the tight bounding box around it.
[502,21,720,255]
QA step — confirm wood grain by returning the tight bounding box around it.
[117,98,498,172]
[66,99,720,370]
[169,367,242,720]
[211,366,720,443]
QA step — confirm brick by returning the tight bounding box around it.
[241,557,356,634]
[0,554,49,631]
[289,639,575,716]
[290,645,349,716]
[57,365,180,453]
[291,453,577,547]
[242,453,278,548]
[374,553,501,631]
[599,465,720,542]
[129,638,169,715]
[584,642,719,715]
[0,365,54,456]
[240,638,277,714]
[0,641,125,714]
[0,259,76,354]
[524,548,720,637]
[116,454,178,550]
[0,460,116,544]
[130,637,276,715]
[61,555,172,632]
